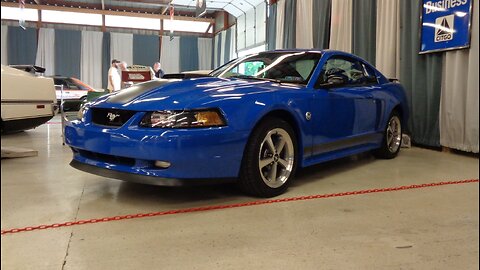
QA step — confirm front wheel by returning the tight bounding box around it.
[238,118,297,197]
[373,111,402,159]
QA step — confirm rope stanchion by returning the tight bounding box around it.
[1,179,478,236]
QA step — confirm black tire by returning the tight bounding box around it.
[373,110,402,159]
[238,117,298,197]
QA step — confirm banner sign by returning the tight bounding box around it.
[420,0,473,54]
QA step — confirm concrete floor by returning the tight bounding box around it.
[1,116,479,270]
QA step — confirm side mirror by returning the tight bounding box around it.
[366,76,378,84]
[316,75,347,89]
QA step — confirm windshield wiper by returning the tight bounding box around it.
[229,75,283,83]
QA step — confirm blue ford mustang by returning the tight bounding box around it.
[65,50,408,197]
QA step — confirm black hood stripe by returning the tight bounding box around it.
[107,79,179,104]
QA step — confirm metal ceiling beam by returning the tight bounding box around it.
[110,0,172,5]
[0,1,216,22]
[160,0,171,15]
[2,0,216,17]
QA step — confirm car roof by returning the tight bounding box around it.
[253,49,374,66]
[255,49,386,82]
[257,49,348,54]
[253,49,369,62]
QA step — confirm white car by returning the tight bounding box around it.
[1,65,57,133]
[52,76,95,101]
[52,76,100,111]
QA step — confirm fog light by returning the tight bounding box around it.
[155,160,171,168]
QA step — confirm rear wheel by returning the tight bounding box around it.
[373,111,402,159]
[238,118,297,197]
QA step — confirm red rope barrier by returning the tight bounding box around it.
[1,179,478,235]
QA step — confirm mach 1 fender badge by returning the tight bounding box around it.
[305,112,312,121]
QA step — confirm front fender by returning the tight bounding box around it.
[378,83,409,132]
[188,87,314,161]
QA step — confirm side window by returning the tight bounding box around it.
[295,59,316,80]
[53,78,62,86]
[66,80,81,90]
[54,79,69,90]
[362,64,378,84]
[224,60,266,77]
[319,57,367,86]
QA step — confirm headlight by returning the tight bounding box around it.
[140,109,226,128]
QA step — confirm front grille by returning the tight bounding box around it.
[91,108,137,127]
[77,149,135,166]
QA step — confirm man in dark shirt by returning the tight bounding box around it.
[153,62,165,79]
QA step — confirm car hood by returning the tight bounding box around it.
[92,77,301,111]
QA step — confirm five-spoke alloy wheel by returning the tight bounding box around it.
[374,110,403,159]
[258,128,295,188]
[239,118,297,197]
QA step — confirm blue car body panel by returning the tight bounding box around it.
[65,50,409,182]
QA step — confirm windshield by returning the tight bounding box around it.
[210,51,322,85]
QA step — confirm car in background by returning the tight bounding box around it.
[9,64,47,74]
[51,76,96,111]
[65,50,408,197]
[1,65,57,133]
[162,70,212,79]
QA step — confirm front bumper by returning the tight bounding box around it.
[65,116,250,183]
[70,159,236,186]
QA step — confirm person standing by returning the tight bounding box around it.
[118,61,131,89]
[107,59,121,92]
[153,62,165,79]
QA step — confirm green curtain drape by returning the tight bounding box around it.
[55,29,81,78]
[312,0,332,49]
[352,0,376,64]
[7,26,37,65]
[400,0,442,147]
[267,3,277,50]
[101,32,110,90]
[216,32,222,68]
[133,34,159,67]
[179,36,199,72]
[283,0,297,49]
[224,29,231,64]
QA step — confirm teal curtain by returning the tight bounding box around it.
[211,38,215,69]
[352,0,376,64]
[55,29,81,78]
[179,36,199,72]
[216,33,222,68]
[312,0,331,49]
[267,3,277,50]
[400,0,442,147]
[133,34,159,67]
[102,32,110,89]
[283,0,297,49]
[7,26,37,65]
[224,28,231,64]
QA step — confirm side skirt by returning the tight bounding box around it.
[301,133,382,168]
[302,144,380,168]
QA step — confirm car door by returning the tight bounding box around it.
[310,56,381,156]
